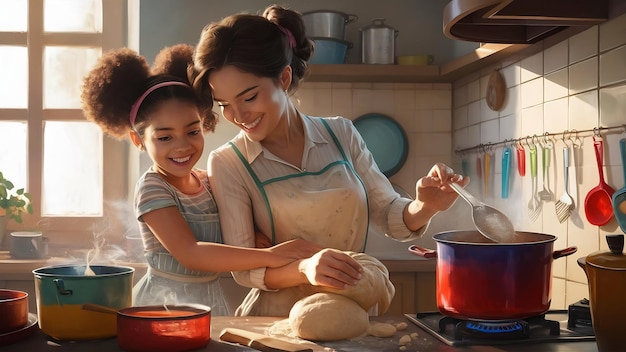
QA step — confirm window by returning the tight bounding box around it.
[0,0,128,243]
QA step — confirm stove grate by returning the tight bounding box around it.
[406,310,595,346]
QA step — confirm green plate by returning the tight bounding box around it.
[353,113,409,177]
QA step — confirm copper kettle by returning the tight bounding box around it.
[578,234,626,352]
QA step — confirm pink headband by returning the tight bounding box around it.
[275,24,296,48]
[129,81,190,127]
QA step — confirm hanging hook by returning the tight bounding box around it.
[525,135,532,148]
[570,129,582,148]
[593,127,602,141]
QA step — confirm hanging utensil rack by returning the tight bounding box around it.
[455,125,626,155]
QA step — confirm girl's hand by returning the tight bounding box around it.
[298,248,363,289]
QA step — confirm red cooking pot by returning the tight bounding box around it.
[81,303,211,351]
[116,304,211,352]
[409,230,577,321]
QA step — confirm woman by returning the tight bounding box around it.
[190,5,469,316]
[80,44,322,315]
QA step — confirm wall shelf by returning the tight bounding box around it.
[305,43,530,83]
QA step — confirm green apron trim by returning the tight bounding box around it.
[261,160,350,185]
[319,118,370,252]
[229,141,277,243]
[228,117,370,251]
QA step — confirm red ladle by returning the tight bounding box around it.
[584,137,615,226]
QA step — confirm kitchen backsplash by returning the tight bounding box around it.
[451,13,626,310]
[296,12,626,310]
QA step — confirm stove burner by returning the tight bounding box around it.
[431,314,559,340]
[407,310,594,346]
[459,320,528,340]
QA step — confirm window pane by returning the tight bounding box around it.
[0,0,27,32]
[44,46,101,109]
[44,0,102,33]
[0,122,28,190]
[0,46,28,108]
[42,121,102,216]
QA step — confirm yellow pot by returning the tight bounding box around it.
[33,264,134,340]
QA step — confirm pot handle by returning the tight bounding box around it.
[53,278,73,295]
[408,245,437,259]
[553,246,578,260]
[345,14,358,24]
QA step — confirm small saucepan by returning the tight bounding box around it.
[83,303,211,352]
[0,289,29,334]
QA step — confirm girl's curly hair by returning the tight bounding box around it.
[81,44,217,139]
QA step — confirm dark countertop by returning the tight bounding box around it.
[1,315,599,352]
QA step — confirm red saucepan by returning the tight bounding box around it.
[83,303,211,352]
[409,230,577,321]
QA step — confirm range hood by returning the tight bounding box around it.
[443,0,612,44]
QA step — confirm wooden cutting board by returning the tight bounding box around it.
[213,316,419,352]
[220,328,314,352]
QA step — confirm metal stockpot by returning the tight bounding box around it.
[360,18,398,64]
[303,10,357,40]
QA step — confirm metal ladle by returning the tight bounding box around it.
[449,182,516,243]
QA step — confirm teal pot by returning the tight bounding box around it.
[32,264,134,340]
[310,37,352,64]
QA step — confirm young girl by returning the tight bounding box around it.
[80,44,322,315]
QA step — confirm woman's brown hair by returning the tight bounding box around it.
[190,4,314,113]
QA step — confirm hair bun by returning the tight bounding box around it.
[151,44,195,82]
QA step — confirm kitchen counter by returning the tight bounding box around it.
[0,250,435,278]
[1,315,599,352]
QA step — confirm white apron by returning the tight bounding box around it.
[231,118,370,316]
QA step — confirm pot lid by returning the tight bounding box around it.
[586,234,626,270]
[361,18,396,31]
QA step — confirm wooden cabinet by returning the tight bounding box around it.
[385,271,436,315]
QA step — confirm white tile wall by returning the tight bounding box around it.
[296,13,626,313]
[451,14,626,309]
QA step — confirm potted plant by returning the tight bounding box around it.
[0,171,33,245]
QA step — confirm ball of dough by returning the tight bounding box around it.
[289,293,369,341]
[304,252,395,313]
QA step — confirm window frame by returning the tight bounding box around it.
[0,0,130,245]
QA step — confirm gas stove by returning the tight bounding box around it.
[405,307,595,346]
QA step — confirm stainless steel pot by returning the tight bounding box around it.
[303,10,357,40]
[360,18,398,64]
